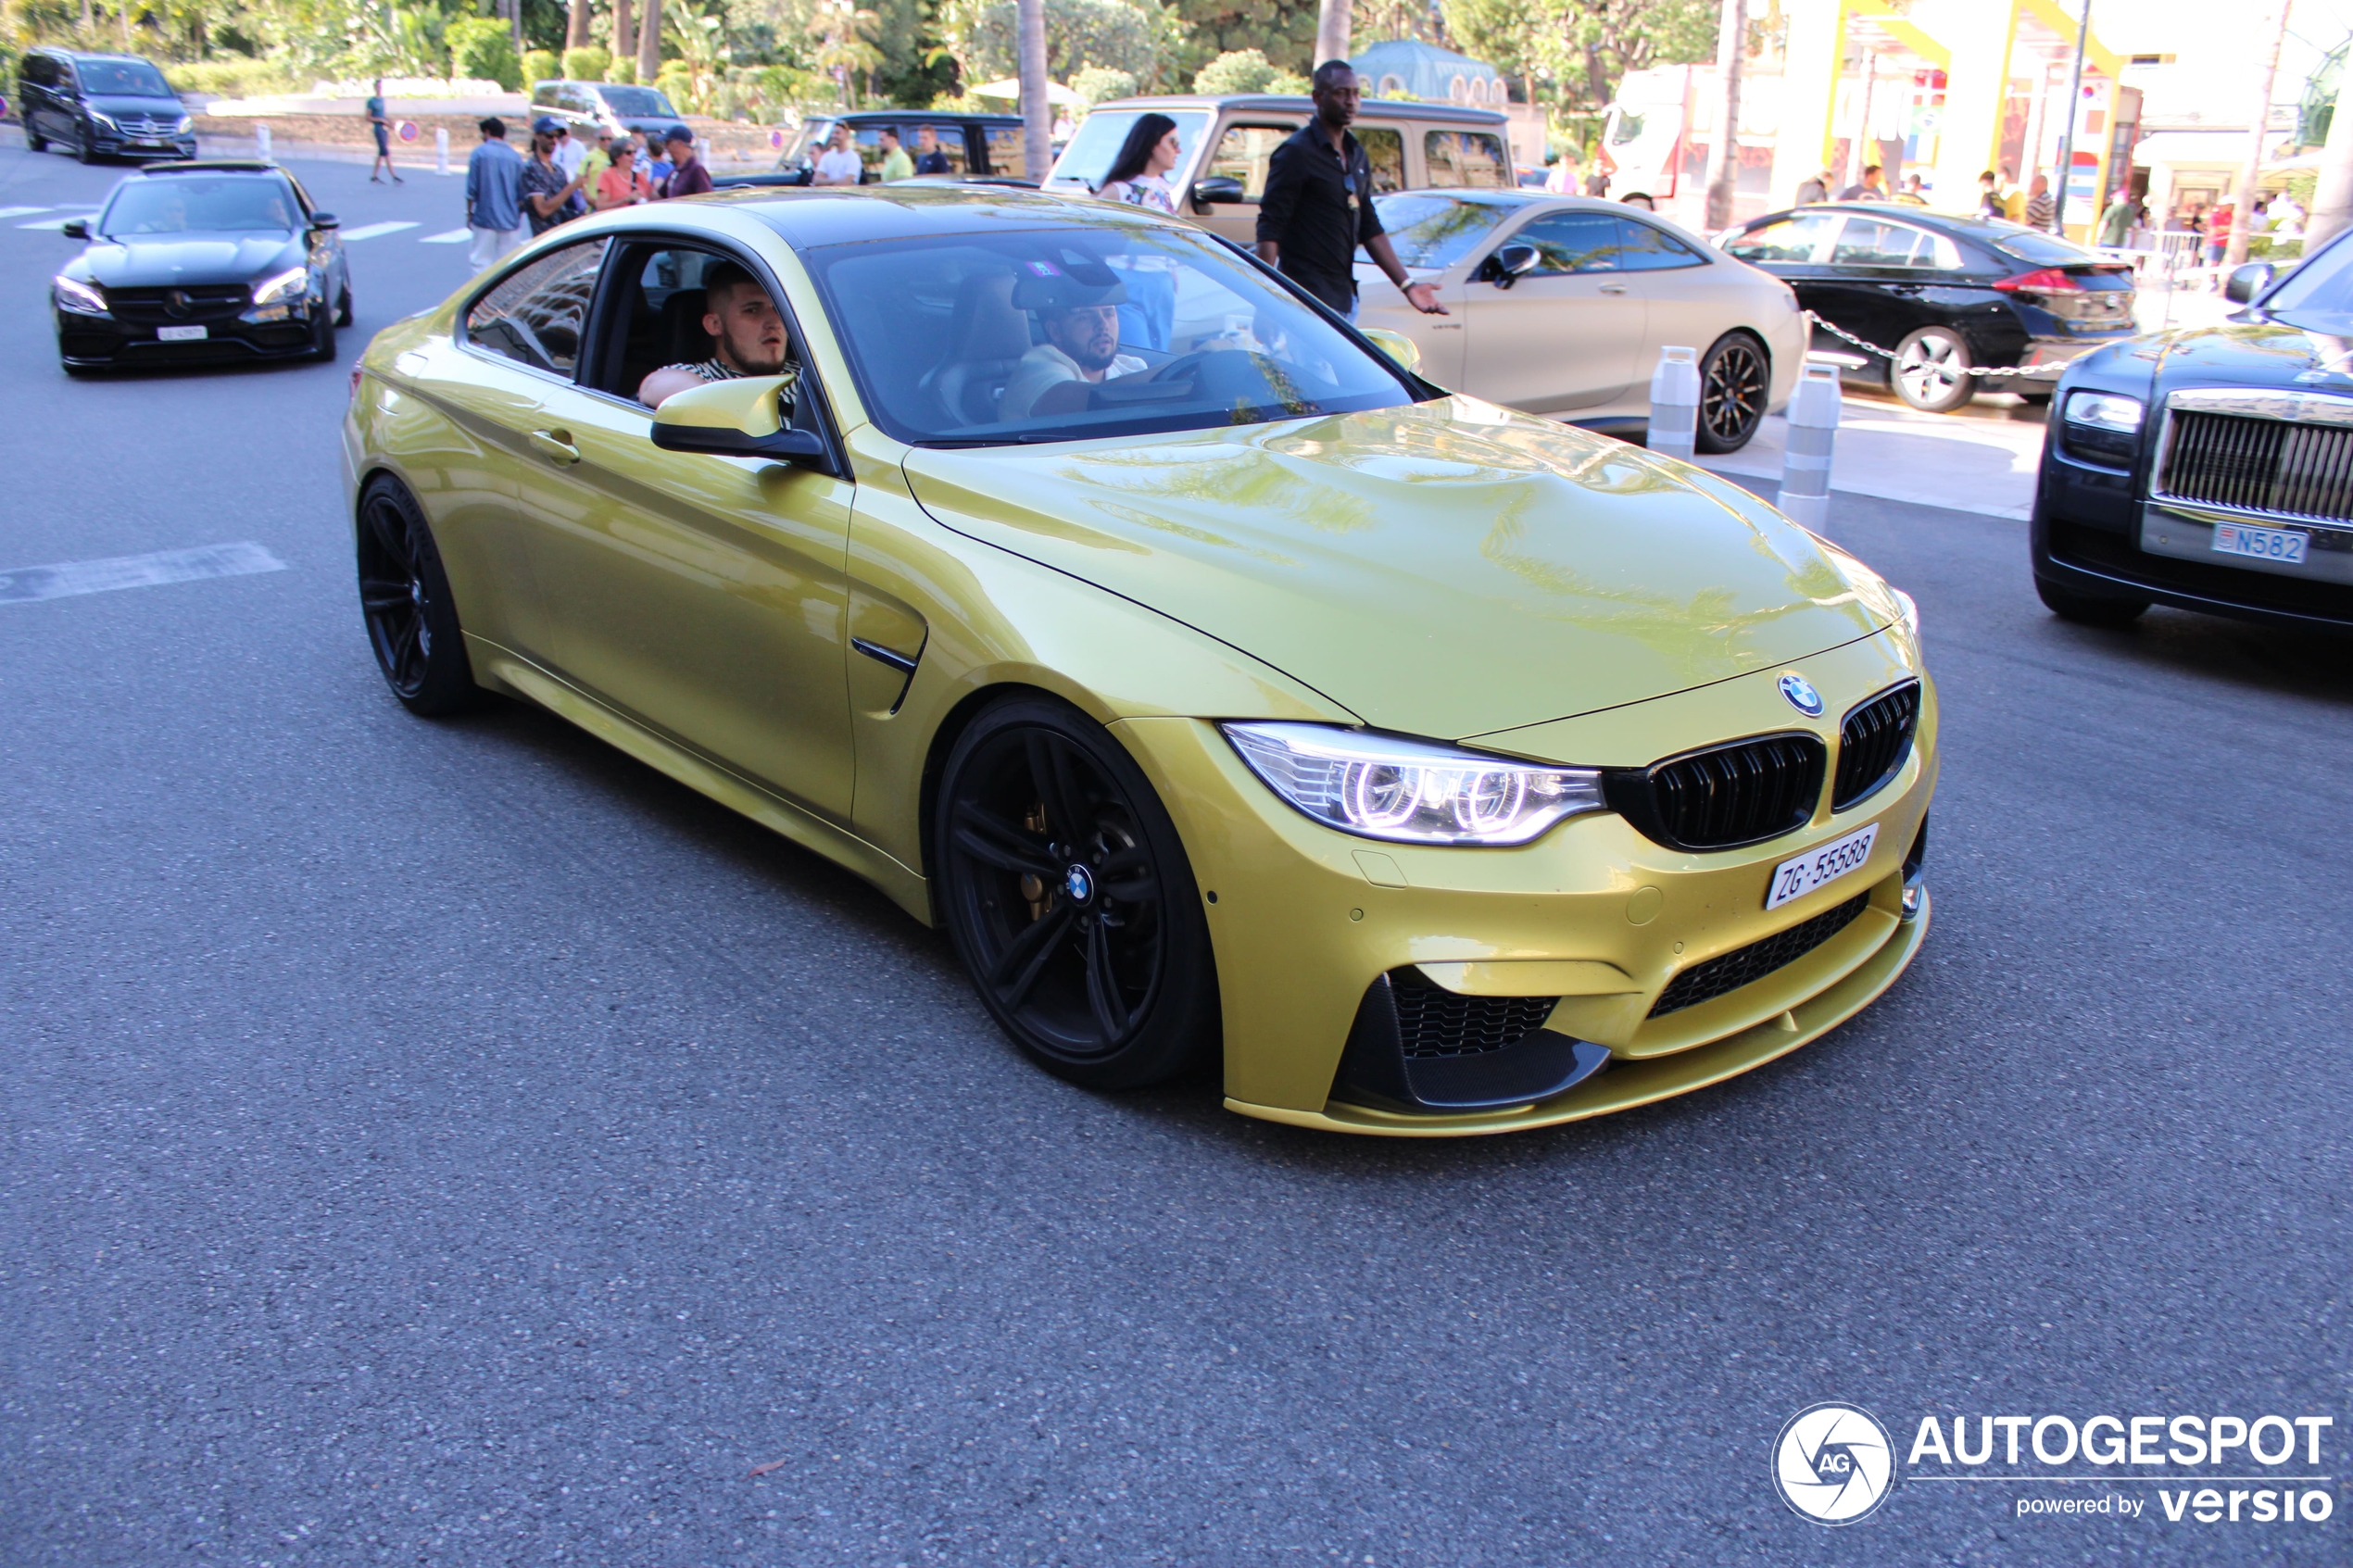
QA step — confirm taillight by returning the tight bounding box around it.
[1992,268,2082,294]
[349,365,364,399]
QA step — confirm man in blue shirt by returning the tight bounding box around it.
[365,79,401,183]
[464,117,525,270]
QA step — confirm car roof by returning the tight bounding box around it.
[691,183,1159,248]
[1091,94,1507,127]
[1748,202,2018,238]
[132,160,284,177]
[815,109,1021,126]
[42,48,163,64]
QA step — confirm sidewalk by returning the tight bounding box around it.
[1697,395,2050,521]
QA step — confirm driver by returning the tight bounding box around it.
[638,261,797,408]
[1000,270,1145,420]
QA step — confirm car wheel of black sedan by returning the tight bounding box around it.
[2035,572,2149,627]
[335,282,354,328]
[357,475,481,715]
[1695,332,1769,454]
[26,128,46,153]
[935,696,1220,1090]
[1892,325,1975,413]
[309,309,337,361]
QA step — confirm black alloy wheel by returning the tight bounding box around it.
[309,305,337,361]
[935,696,1219,1089]
[357,475,481,715]
[76,121,102,164]
[1695,332,1769,454]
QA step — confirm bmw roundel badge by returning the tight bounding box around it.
[1063,864,1095,903]
[1779,673,1825,717]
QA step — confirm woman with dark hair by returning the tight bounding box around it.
[1095,113,1182,214]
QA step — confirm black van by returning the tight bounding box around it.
[18,48,198,163]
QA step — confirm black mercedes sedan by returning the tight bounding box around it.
[52,161,351,372]
[2032,226,2353,633]
[1720,204,2138,412]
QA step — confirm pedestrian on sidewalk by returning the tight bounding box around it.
[464,117,525,270]
[522,117,589,235]
[659,125,712,198]
[1254,61,1445,323]
[1837,164,1887,201]
[2024,173,2056,230]
[366,79,403,183]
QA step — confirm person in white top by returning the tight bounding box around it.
[1093,112,1182,214]
[1000,298,1145,420]
[552,123,585,179]
[812,124,863,187]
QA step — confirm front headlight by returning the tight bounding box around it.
[86,110,118,131]
[174,114,194,132]
[53,274,107,314]
[2058,390,2144,466]
[1222,721,1605,847]
[2064,391,2144,432]
[251,265,310,306]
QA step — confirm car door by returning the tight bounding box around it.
[503,239,857,822]
[1194,120,1302,246]
[1462,206,1647,413]
[1609,212,1728,361]
[1811,214,1938,358]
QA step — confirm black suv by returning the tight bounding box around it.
[19,48,197,163]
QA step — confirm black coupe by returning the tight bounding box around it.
[52,161,351,372]
[2032,226,2353,633]
[1720,204,2138,412]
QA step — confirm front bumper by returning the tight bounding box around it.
[1114,629,1938,1135]
[87,130,200,160]
[56,300,318,367]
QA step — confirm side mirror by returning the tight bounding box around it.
[1361,326,1421,375]
[308,211,339,230]
[2223,261,2275,305]
[649,374,827,465]
[1482,242,1539,289]
[60,218,88,239]
[1191,174,1247,207]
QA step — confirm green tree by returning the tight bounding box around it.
[1442,0,1715,111]
[963,0,1163,84]
[449,13,524,88]
[1190,44,1302,94]
[562,42,611,76]
[1163,0,1317,83]
[522,45,561,82]
[1071,62,1131,102]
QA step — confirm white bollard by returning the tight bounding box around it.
[254,122,271,162]
[1648,345,1700,464]
[434,126,450,176]
[1779,359,1843,527]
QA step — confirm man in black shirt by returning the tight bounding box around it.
[1255,61,1445,321]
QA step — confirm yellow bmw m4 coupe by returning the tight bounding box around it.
[343,186,1936,1136]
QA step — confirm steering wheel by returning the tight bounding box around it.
[1151,347,1327,406]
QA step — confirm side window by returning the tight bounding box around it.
[1831,218,1926,267]
[925,125,973,176]
[1515,209,1622,274]
[1614,217,1705,270]
[1724,212,1833,264]
[1356,127,1404,195]
[465,239,610,377]
[1426,131,1509,189]
[23,54,51,87]
[853,127,887,180]
[1207,124,1294,200]
[598,246,805,409]
[983,126,1025,180]
[532,83,560,107]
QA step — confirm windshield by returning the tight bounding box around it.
[79,58,174,96]
[781,119,837,165]
[1374,193,1516,270]
[100,175,302,234]
[804,219,1417,447]
[1047,110,1210,189]
[1983,221,2097,266]
[598,85,675,118]
[2261,233,2353,312]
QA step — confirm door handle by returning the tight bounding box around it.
[1599,283,1629,295]
[529,429,580,466]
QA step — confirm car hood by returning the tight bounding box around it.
[88,94,186,119]
[70,232,301,287]
[900,398,1896,739]
[2138,307,2353,389]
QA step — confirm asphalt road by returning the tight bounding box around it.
[0,144,2346,1568]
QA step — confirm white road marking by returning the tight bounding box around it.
[0,543,287,606]
[0,206,52,220]
[419,228,472,244]
[17,216,84,230]
[338,220,419,242]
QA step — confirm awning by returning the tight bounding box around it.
[967,78,1083,107]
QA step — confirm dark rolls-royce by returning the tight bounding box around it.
[2032,227,2353,633]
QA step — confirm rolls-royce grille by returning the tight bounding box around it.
[1389,971,1560,1060]
[1609,734,1826,852]
[1649,892,1870,1017]
[2161,410,2353,523]
[1833,682,1919,810]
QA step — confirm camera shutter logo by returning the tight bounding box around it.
[1772,1402,1895,1524]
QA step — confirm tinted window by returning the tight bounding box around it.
[802,220,1414,447]
[78,58,173,96]
[1614,217,1704,270]
[1725,212,1835,264]
[912,124,971,175]
[1206,124,1293,200]
[1517,209,1621,274]
[598,86,676,118]
[466,240,609,376]
[985,125,1028,180]
[1374,193,1514,270]
[23,55,56,87]
[101,174,303,234]
[1425,131,1510,189]
[599,246,802,406]
[1831,217,1926,267]
[1357,126,1404,195]
[1048,109,1209,189]
[532,83,561,107]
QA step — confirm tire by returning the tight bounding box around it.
[2016,388,2054,406]
[76,124,101,164]
[1695,331,1770,453]
[334,281,354,328]
[1892,325,1975,413]
[26,128,46,153]
[934,696,1220,1090]
[357,475,482,715]
[309,307,337,361]
[2035,572,2149,627]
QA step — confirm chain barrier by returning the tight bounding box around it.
[1805,311,2066,380]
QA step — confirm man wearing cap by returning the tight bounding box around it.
[521,116,588,235]
[1254,61,1442,322]
[660,125,712,198]
[464,117,526,269]
[1000,265,1145,420]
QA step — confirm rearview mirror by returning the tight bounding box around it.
[649,373,828,465]
[1361,326,1421,375]
[60,218,88,239]
[1482,242,1539,290]
[2223,261,2275,305]
[1191,175,1247,207]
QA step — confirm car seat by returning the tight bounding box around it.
[657,286,712,365]
[921,272,1031,426]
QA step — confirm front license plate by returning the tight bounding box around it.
[1765,823,1879,910]
[2212,521,2309,564]
[156,324,208,343]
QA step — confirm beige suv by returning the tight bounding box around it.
[1044,94,1514,246]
